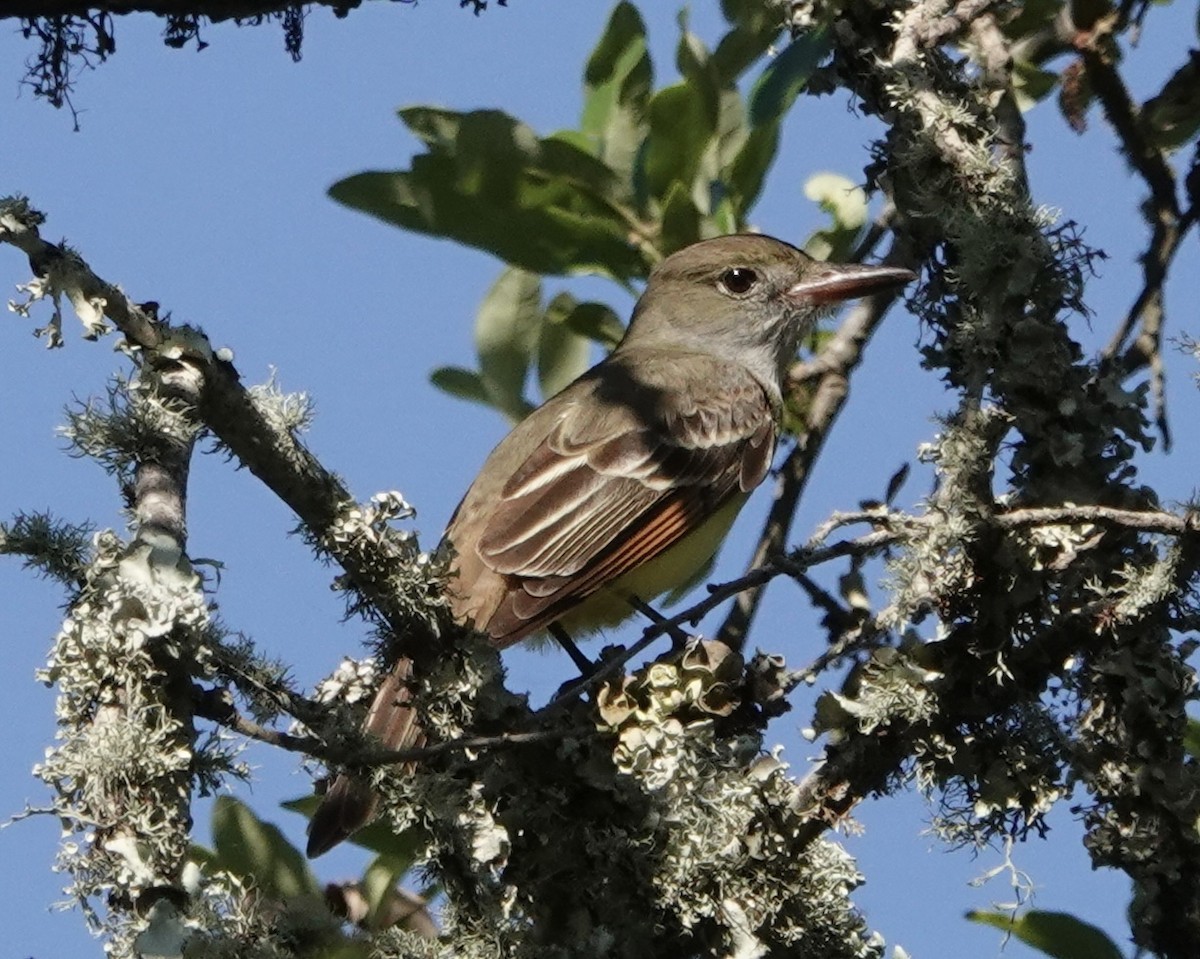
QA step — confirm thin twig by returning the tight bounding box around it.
[1080,42,1179,220]
[353,726,599,769]
[1079,19,1184,448]
[195,692,322,755]
[805,507,908,546]
[205,641,329,727]
[551,501,1197,711]
[551,528,907,712]
[196,679,597,768]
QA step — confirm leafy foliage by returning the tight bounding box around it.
[967,909,1126,959]
[193,797,432,949]
[333,2,857,418]
[204,796,321,901]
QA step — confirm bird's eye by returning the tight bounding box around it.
[718,267,759,296]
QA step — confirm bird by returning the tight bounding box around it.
[305,234,914,857]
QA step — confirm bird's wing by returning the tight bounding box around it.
[450,355,777,645]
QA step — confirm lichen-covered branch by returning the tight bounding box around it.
[33,363,214,950]
[2,197,445,656]
[801,0,1200,953]
[8,0,1200,951]
[4,189,893,956]
[1,194,459,952]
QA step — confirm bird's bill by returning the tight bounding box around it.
[786,262,916,305]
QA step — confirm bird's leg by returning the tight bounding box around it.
[626,594,692,649]
[549,622,596,676]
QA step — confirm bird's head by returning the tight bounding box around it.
[623,234,916,387]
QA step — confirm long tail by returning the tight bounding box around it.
[306,657,426,858]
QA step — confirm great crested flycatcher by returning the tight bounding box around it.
[306,234,914,857]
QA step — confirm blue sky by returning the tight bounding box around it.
[3,2,1199,956]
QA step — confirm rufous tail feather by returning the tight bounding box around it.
[306,658,425,857]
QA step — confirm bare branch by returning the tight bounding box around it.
[1078,15,1193,448]
[194,688,322,755]
[3,0,365,17]
[1079,37,1179,220]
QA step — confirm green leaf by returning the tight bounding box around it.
[330,109,648,280]
[675,9,722,134]
[188,842,219,873]
[644,82,716,200]
[660,182,703,254]
[711,20,782,87]
[711,193,739,235]
[546,128,593,153]
[582,2,652,182]
[541,133,625,196]
[361,854,409,926]
[562,301,625,349]
[749,32,829,127]
[713,88,750,178]
[475,268,542,422]
[1013,59,1061,111]
[804,172,867,261]
[1141,51,1200,151]
[539,292,594,400]
[283,795,428,863]
[399,106,464,151]
[331,165,641,279]
[423,107,534,197]
[430,366,493,409]
[211,796,319,899]
[966,909,1125,959]
[726,121,780,218]
[695,89,748,222]
[584,1,652,110]
[805,172,867,231]
[1002,0,1069,52]
[674,9,710,83]
[720,0,780,29]
[1184,717,1200,758]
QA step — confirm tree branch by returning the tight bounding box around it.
[2,0,364,17]
[1,198,442,658]
[555,499,1199,713]
[1079,17,1192,446]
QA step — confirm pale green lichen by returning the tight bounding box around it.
[60,374,199,488]
[7,241,110,346]
[32,516,245,952]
